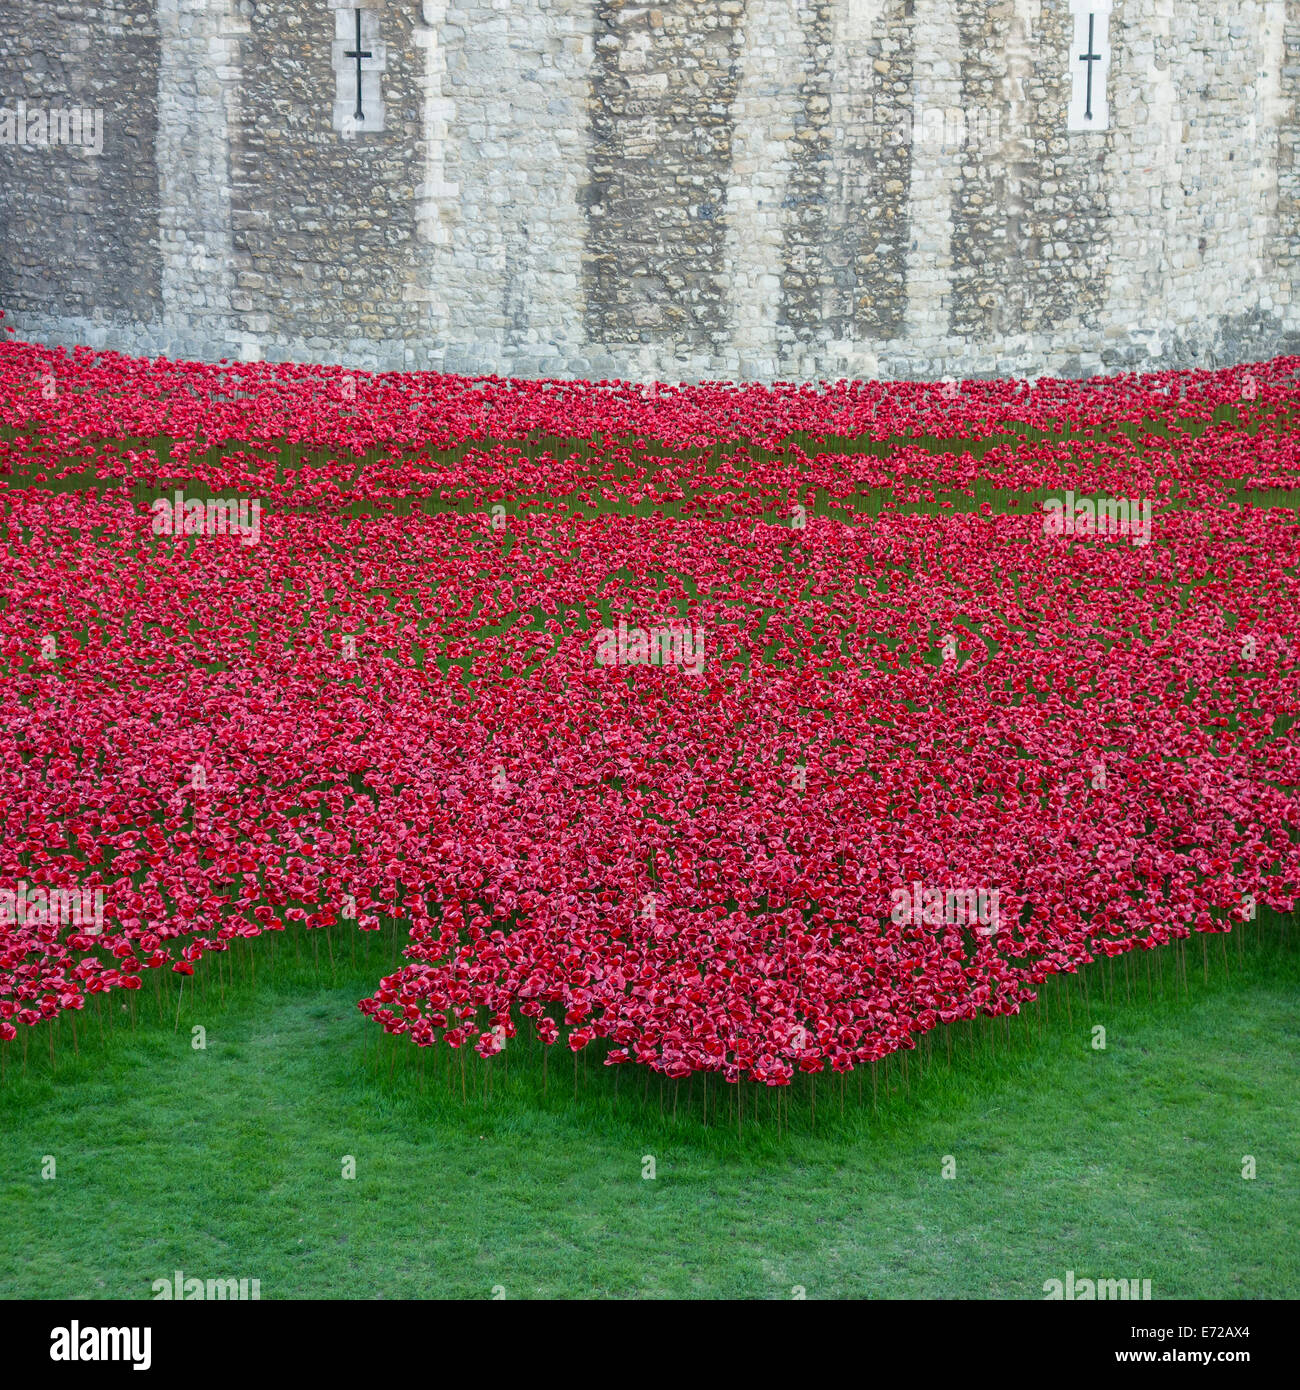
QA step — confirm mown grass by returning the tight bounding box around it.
[1,912,1296,1299]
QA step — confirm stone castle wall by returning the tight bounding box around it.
[2,0,1298,381]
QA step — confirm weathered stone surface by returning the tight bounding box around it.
[0,0,162,326]
[1,0,1298,381]
[584,1,744,351]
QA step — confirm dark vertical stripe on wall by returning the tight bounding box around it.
[227,1,424,349]
[778,0,913,350]
[949,0,1107,341]
[777,1,834,347]
[1276,2,1300,289]
[583,2,745,350]
[833,0,913,341]
[0,0,161,322]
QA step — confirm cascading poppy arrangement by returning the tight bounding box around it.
[0,316,1297,1084]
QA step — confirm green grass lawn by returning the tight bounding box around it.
[2,914,1295,1300]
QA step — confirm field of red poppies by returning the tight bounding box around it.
[2,322,1297,1089]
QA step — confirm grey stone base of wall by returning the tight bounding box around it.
[6,308,1300,384]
